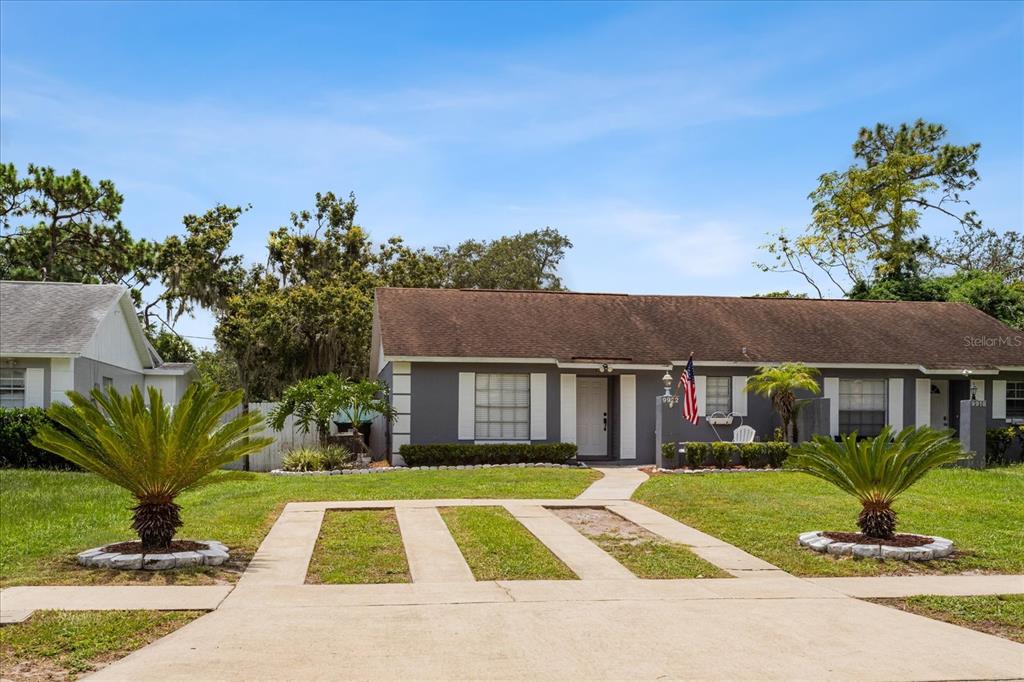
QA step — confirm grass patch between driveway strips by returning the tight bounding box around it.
[306,509,410,584]
[550,507,729,579]
[440,506,577,581]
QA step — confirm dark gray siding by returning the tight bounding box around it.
[386,361,1024,465]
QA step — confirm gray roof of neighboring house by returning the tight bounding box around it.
[0,280,130,355]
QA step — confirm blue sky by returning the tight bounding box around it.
[2,1,1022,345]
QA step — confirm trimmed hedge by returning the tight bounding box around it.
[399,442,577,467]
[986,426,1023,466]
[0,407,75,469]
[661,441,791,469]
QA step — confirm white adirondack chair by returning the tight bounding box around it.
[732,425,756,443]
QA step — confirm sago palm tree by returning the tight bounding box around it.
[788,426,965,539]
[745,363,821,442]
[32,384,272,551]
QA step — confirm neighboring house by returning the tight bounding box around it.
[0,281,197,408]
[370,288,1024,465]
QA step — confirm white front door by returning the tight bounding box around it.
[930,380,949,429]
[576,377,608,457]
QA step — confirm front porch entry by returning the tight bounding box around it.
[576,377,609,458]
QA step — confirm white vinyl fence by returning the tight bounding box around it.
[221,401,324,472]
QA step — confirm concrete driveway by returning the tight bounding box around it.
[87,493,1024,681]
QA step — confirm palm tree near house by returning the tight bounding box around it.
[745,363,821,443]
[32,384,272,552]
[788,426,965,539]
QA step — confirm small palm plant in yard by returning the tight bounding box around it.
[31,385,272,552]
[745,363,820,442]
[789,426,965,539]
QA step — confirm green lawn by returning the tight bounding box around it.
[306,509,410,584]
[586,534,729,579]
[440,506,576,580]
[870,595,1024,644]
[0,610,201,680]
[0,467,598,587]
[633,466,1024,577]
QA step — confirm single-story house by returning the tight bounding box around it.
[0,280,197,408]
[370,287,1024,465]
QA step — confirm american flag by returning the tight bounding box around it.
[679,354,699,425]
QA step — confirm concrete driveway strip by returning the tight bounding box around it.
[91,586,1024,681]
[396,506,475,583]
[576,467,649,500]
[236,506,324,587]
[504,504,636,581]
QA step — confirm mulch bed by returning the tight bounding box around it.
[822,532,933,547]
[103,540,209,553]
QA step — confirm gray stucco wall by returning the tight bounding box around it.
[380,361,1024,466]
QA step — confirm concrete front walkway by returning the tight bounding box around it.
[0,585,232,624]
[576,466,649,500]
[811,573,1024,598]
[86,497,1023,681]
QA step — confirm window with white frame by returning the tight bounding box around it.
[1007,381,1024,420]
[838,378,887,437]
[474,373,530,440]
[0,368,26,409]
[706,376,732,415]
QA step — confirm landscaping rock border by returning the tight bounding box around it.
[77,540,230,570]
[798,530,954,561]
[270,462,588,476]
[653,467,784,474]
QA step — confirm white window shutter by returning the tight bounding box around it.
[619,375,636,459]
[731,376,748,416]
[915,378,931,428]
[530,373,546,440]
[25,368,45,408]
[695,375,707,416]
[559,374,576,443]
[887,378,903,432]
[992,380,1007,420]
[823,377,839,437]
[458,372,475,440]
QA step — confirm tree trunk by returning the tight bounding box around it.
[132,500,183,551]
[858,501,897,539]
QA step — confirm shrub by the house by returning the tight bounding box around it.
[281,446,355,472]
[399,442,577,467]
[986,426,1023,466]
[0,408,75,469]
[661,441,791,469]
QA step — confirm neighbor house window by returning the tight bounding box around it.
[838,378,887,437]
[102,377,114,389]
[475,373,530,440]
[0,368,26,408]
[1007,381,1024,420]
[705,376,732,415]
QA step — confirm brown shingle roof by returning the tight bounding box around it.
[375,288,1024,370]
